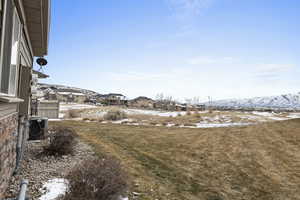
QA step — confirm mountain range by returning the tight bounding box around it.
[206,93,300,110]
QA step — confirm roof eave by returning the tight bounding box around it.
[23,0,51,57]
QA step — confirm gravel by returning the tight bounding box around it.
[5,139,95,200]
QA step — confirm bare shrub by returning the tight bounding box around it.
[186,111,192,115]
[150,122,157,126]
[63,157,128,200]
[177,113,182,117]
[104,110,127,121]
[183,123,196,127]
[64,109,81,119]
[44,127,77,156]
[162,122,168,126]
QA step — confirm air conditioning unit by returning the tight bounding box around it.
[29,117,48,140]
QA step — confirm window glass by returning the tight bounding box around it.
[8,10,20,95]
[0,0,21,96]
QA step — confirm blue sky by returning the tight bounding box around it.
[40,0,300,101]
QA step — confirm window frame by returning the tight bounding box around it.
[0,0,22,97]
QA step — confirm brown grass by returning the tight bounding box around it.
[51,119,300,200]
[126,111,251,127]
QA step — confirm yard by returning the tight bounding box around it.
[50,118,300,200]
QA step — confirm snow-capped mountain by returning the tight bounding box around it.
[207,93,300,110]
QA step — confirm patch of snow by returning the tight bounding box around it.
[39,178,68,200]
[196,122,252,128]
[239,115,261,120]
[252,111,275,117]
[287,113,300,119]
[119,196,129,200]
[238,115,268,122]
[112,119,133,124]
[48,119,63,122]
[267,116,287,121]
[166,123,175,127]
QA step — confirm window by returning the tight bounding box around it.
[8,8,21,95]
[0,0,21,96]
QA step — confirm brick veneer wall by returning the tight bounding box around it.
[0,113,18,198]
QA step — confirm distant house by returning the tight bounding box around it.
[0,0,51,197]
[99,93,127,105]
[174,103,206,111]
[56,91,87,103]
[175,103,187,111]
[129,96,155,108]
[194,104,206,111]
[31,70,60,119]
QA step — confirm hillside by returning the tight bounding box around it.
[37,83,101,97]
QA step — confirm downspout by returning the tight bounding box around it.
[17,180,29,200]
[4,180,30,200]
[14,116,29,174]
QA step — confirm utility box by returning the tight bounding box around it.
[29,117,48,140]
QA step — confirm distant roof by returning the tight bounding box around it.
[100,93,125,98]
[132,96,154,102]
[57,92,85,96]
[108,93,125,96]
[32,70,49,78]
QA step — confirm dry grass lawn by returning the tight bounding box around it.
[50,119,300,200]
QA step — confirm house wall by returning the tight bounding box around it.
[0,0,37,197]
[0,110,18,199]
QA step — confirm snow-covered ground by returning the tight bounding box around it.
[39,178,68,200]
